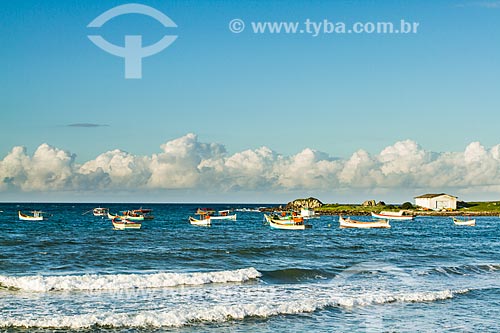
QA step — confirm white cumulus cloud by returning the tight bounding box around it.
[2,134,500,198]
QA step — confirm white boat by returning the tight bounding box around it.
[371,211,414,221]
[189,216,211,226]
[122,211,145,221]
[93,207,108,217]
[452,217,476,226]
[112,217,142,230]
[209,210,237,221]
[265,214,312,230]
[18,211,44,221]
[339,215,390,229]
[269,219,311,230]
[300,208,319,219]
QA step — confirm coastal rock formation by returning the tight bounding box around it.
[362,200,376,207]
[286,197,323,210]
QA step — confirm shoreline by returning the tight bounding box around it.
[262,207,500,217]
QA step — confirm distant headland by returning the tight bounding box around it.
[263,197,500,216]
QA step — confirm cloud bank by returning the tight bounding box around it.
[1,133,500,199]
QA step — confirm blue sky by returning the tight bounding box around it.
[1,0,500,202]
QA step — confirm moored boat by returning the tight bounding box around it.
[112,217,142,230]
[452,217,475,226]
[300,208,319,219]
[131,208,154,220]
[371,211,414,221]
[93,207,108,217]
[265,214,312,230]
[121,211,145,221]
[196,208,215,215]
[209,210,237,221]
[18,211,44,221]
[107,212,118,220]
[339,215,390,229]
[189,215,211,226]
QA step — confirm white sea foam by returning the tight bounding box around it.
[0,267,261,292]
[0,288,470,328]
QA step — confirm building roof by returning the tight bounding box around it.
[414,193,457,199]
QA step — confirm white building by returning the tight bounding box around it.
[414,193,457,210]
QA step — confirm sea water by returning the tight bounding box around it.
[0,203,499,332]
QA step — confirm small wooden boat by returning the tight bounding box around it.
[264,214,304,225]
[269,219,311,230]
[131,208,154,220]
[371,211,413,221]
[189,215,211,226]
[300,208,319,219]
[209,210,237,221]
[339,215,390,229]
[108,212,118,220]
[93,207,108,217]
[452,217,475,226]
[112,217,142,230]
[121,211,145,221]
[265,214,311,230]
[196,208,215,215]
[18,211,44,221]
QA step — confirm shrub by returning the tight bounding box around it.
[401,202,413,210]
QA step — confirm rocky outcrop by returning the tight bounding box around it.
[286,197,323,210]
[362,200,376,207]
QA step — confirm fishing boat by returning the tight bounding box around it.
[452,217,476,226]
[107,212,118,220]
[371,211,414,221]
[112,217,142,230]
[265,214,312,230]
[196,208,215,215]
[93,207,108,217]
[18,211,44,221]
[189,215,211,226]
[300,208,319,219]
[121,211,145,221]
[131,208,154,220]
[209,210,237,221]
[339,215,390,229]
[263,214,299,225]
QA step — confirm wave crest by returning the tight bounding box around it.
[0,267,261,292]
[0,288,470,328]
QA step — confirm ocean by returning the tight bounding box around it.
[0,203,499,332]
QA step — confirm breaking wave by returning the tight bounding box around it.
[419,263,500,277]
[0,288,470,329]
[0,267,261,292]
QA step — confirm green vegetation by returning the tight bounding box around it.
[457,201,500,212]
[314,200,500,215]
[317,204,402,214]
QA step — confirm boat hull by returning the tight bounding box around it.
[209,214,237,221]
[18,211,43,221]
[340,215,390,229]
[112,218,142,230]
[371,212,413,221]
[269,220,311,230]
[189,216,211,226]
[453,218,475,226]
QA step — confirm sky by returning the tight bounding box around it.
[1,0,499,203]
